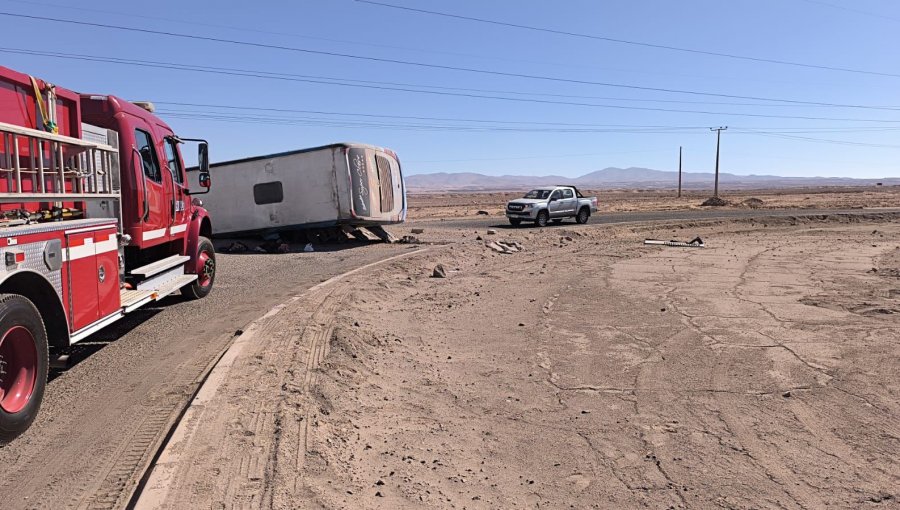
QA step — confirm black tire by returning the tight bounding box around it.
[508,218,522,227]
[576,207,590,224]
[535,210,549,227]
[0,294,48,444]
[182,236,216,300]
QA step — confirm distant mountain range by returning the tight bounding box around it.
[405,167,899,191]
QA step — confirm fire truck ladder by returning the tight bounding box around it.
[0,121,119,204]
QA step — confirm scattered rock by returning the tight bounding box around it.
[476,210,490,215]
[398,235,420,244]
[475,235,483,241]
[743,197,764,208]
[783,391,792,398]
[411,228,425,234]
[701,196,729,207]
[432,264,447,278]
[487,229,497,235]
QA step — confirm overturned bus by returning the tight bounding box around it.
[188,143,406,237]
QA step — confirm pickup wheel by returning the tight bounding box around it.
[508,218,522,227]
[182,236,216,300]
[0,294,48,444]
[576,207,590,224]
[535,210,549,227]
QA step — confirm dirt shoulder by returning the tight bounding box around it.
[140,216,900,509]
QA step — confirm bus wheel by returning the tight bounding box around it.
[183,237,216,300]
[0,294,48,444]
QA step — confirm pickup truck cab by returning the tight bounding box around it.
[506,186,599,227]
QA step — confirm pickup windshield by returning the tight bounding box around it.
[523,189,552,199]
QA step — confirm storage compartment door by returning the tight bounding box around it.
[66,232,101,331]
[94,229,120,319]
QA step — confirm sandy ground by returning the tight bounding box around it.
[407,186,900,220]
[139,214,900,509]
[0,241,410,510]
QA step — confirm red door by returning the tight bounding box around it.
[131,122,171,246]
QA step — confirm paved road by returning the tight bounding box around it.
[415,207,900,230]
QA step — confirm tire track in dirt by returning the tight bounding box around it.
[133,249,426,509]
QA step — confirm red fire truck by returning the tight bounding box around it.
[0,66,216,442]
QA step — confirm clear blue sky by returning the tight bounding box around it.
[2,0,898,178]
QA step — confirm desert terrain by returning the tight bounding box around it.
[407,186,900,219]
[1,189,898,509]
[132,199,899,509]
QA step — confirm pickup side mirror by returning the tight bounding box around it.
[549,196,558,202]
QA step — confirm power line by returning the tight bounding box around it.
[154,110,708,133]
[741,130,900,149]
[154,107,900,148]
[0,11,898,110]
[795,0,900,22]
[405,149,672,163]
[153,102,711,129]
[1,0,798,86]
[156,102,900,133]
[356,0,900,79]
[4,48,900,124]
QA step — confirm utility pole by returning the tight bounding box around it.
[710,126,727,197]
[678,146,683,198]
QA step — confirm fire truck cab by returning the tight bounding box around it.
[0,65,216,442]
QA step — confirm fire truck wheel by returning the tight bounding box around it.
[0,294,49,444]
[183,237,216,300]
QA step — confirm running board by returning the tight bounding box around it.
[152,274,197,300]
[121,288,156,313]
[129,255,190,278]
[69,275,196,346]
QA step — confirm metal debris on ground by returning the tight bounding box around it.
[411,228,425,234]
[398,235,420,244]
[644,237,705,248]
[487,229,498,235]
[486,240,523,254]
[222,241,249,253]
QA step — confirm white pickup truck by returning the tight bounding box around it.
[505,186,599,227]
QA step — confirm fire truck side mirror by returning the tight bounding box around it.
[199,172,211,188]
[198,143,210,174]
